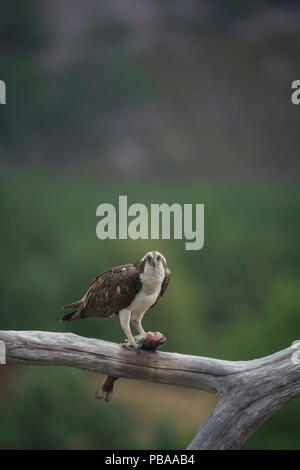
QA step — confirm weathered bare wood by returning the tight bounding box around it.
[188,347,300,449]
[0,330,299,450]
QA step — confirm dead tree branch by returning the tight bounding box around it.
[0,330,300,450]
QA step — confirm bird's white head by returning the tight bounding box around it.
[142,251,166,269]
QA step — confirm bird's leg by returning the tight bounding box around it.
[119,309,139,349]
[131,317,146,336]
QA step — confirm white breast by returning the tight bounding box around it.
[128,263,165,317]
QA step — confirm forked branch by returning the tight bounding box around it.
[0,330,300,450]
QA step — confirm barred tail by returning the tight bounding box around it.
[60,310,83,323]
[62,300,81,310]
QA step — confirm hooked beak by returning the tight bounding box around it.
[150,258,157,268]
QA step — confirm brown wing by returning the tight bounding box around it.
[151,268,171,308]
[80,264,142,318]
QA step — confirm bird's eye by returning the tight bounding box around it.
[147,255,152,262]
[157,255,162,261]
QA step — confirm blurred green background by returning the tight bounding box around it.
[0,0,300,450]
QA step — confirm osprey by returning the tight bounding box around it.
[61,251,171,349]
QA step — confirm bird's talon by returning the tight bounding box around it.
[120,341,140,350]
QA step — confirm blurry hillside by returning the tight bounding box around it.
[0,0,299,178]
